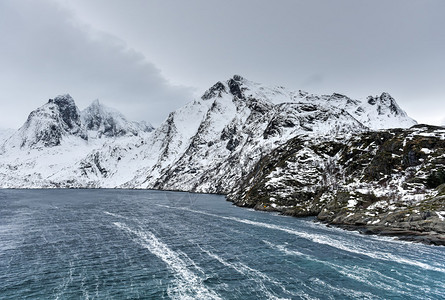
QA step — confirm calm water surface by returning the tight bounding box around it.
[0,189,444,299]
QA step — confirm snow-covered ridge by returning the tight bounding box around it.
[0,128,15,144]
[1,95,154,153]
[0,75,417,190]
[2,94,87,151]
[227,124,445,244]
[81,100,153,138]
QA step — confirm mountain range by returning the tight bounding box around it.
[0,75,415,190]
[2,75,444,244]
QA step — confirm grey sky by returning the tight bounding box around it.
[1,0,444,129]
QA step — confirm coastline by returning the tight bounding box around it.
[1,186,444,246]
[229,197,445,247]
[330,224,445,246]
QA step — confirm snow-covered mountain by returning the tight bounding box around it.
[143,75,415,193]
[227,124,445,244]
[0,95,153,187]
[1,94,87,151]
[0,128,15,145]
[0,75,416,190]
[81,100,153,138]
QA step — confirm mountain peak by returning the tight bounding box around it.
[81,100,153,138]
[50,94,83,130]
[227,76,245,99]
[53,93,74,103]
[232,74,244,82]
[3,94,87,149]
[367,92,406,117]
[91,99,101,106]
[201,75,248,100]
[201,81,227,100]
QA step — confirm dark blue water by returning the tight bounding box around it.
[1,189,444,299]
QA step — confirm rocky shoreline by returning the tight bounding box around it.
[227,125,445,247]
[230,199,445,246]
[329,224,445,246]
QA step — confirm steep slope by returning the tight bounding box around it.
[1,94,87,151]
[0,96,153,188]
[144,75,415,193]
[81,100,153,138]
[0,128,15,144]
[227,124,445,244]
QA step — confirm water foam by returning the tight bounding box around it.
[113,222,221,300]
[156,204,445,274]
[262,240,415,297]
[103,211,129,219]
[199,246,298,300]
[53,260,74,300]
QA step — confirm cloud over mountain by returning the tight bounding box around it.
[0,0,194,129]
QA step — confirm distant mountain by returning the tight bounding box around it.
[2,94,87,150]
[81,100,153,138]
[0,95,154,187]
[0,128,15,144]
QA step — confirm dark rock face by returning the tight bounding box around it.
[367,93,405,116]
[201,82,227,100]
[79,151,109,178]
[53,94,82,130]
[367,96,377,105]
[263,116,296,139]
[12,94,87,148]
[228,125,445,245]
[233,74,244,81]
[83,106,127,137]
[226,137,240,151]
[228,78,244,99]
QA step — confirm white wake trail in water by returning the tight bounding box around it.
[198,246,304,300]
[156,204,445,274]
[103,211,129,219]
[53,260,74,300]
[113,222,221,300]
[262,240,419,299]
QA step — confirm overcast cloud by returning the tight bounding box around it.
[0,0,444,128]
[0,0,194,128]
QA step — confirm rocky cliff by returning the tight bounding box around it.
[1,94,87,151]
[227,124,445,245]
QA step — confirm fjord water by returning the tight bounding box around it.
[1,190,444,299]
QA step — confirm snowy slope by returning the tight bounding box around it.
[74,75,417,193]
[81,100,153,138]
[0,75,417,190]
[145,76,416,193]
[0,95,153,188]
[227,124,445,243]
[1,94,87,151]
[0,128,15,144]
